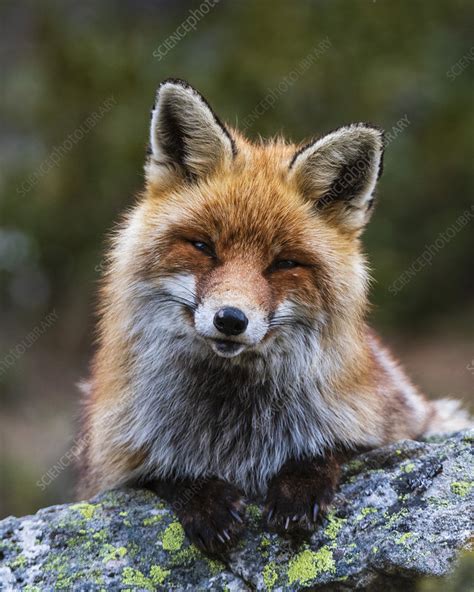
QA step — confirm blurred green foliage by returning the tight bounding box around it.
[0,0,473,517]
[2,0,474,329]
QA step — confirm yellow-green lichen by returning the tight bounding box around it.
[126,542,141,558]
[262,561,279,590]
[45,555,104,590]
[450,481,472,496]
[259,535,271,557]
[384,508,409,528]
[44,555,67,574]
[206,557,226,576]
[170,544,200,566]
[247,504,262,520]
[10,554,27,570]
[121,567,153,591]
[259,536,271,548]
[396,532,414,546]
[150,565,171,585]
[287,547,336,585]
[92,529,108,543]
[346,459,364,472]
[355,507,377,521]
[65,532,88,549]
[162,521,185,551]
[102,546,127,563]
[427,496,450,508]
[70,502,98,520]
[403,463,416,473]
[88,568,106,587]
[143,514,164,526]
[324,512,346,540]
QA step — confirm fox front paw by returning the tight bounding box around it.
[175,478,246,556]
[264,457,339,537]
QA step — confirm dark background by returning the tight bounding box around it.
[1,0,473,519]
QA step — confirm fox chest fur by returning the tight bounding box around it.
[114,327,361,497]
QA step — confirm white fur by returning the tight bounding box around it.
[426,399,473,435]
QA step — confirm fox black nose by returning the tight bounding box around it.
[213,307,248,336]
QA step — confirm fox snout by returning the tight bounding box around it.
[194,294,270,358]
[188,261,270,357]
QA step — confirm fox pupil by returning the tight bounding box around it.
[192,241,214,256]
[274,260,298,270]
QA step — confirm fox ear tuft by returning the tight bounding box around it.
[146,79,236,184]
[289,124,384,233]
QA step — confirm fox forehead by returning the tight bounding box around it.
[141,140,354,263]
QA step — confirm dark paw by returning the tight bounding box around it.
[264,476,335,537]
[176,479,246,555]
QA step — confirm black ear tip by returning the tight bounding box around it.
[356,122,385,146]
[353,123,384,179]
[158,78,193,92]
[154,78,198,109]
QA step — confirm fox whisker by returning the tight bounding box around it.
[269,317,317,333]
[155,291,197,312]
[159,279,198,302]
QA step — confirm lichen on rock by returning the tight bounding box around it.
[0,430,472,591]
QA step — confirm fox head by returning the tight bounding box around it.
[109,79,384,366]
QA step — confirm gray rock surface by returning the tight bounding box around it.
[0,430,472,591]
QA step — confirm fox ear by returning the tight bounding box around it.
[289,124,384,233]
[146,79,236,184]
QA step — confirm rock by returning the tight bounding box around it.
[0,430,472,591]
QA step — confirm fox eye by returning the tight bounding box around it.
[191,240,215,257]
[272,260,299,271]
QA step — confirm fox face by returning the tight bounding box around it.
[112,79,383,369]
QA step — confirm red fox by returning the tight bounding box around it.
[79,79,471,554]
